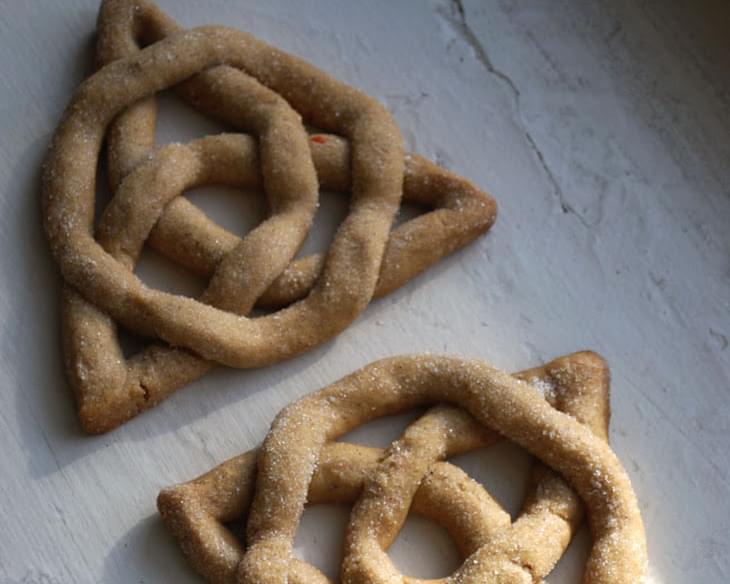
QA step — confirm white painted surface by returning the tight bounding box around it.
[0,0,728,582]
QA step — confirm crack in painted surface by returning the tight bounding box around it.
[442,0,590,228]
[709,328,729,352]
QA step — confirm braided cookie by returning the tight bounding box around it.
[158,352,647,583]
[46,0,496,433]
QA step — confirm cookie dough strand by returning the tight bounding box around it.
[57,0,168,433]
[147,139,496,308]
[341,407,498,583]
[96,0,161,185]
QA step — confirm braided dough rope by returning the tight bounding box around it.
[146,138,496,309]
[95,0,496,302]
[158,352,647,583]
[341,355,611,584]
[44,23,403,358]
[52,0,496,433]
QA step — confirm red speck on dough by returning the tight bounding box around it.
[310,135,327,144]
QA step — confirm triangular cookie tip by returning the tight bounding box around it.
[543,350,611,441]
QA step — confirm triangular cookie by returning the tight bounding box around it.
[54,0,496,433]
[157,352,611,583]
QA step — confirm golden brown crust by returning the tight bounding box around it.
[46,0,497,433]
[158,352,647,583]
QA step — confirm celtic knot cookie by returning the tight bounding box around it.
[158,351,648,583]
[42,0,497,433]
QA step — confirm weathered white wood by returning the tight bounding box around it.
[0,0,727,582]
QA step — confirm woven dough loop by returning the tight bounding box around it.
[158,352,648,583]
[43,0,497,432]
